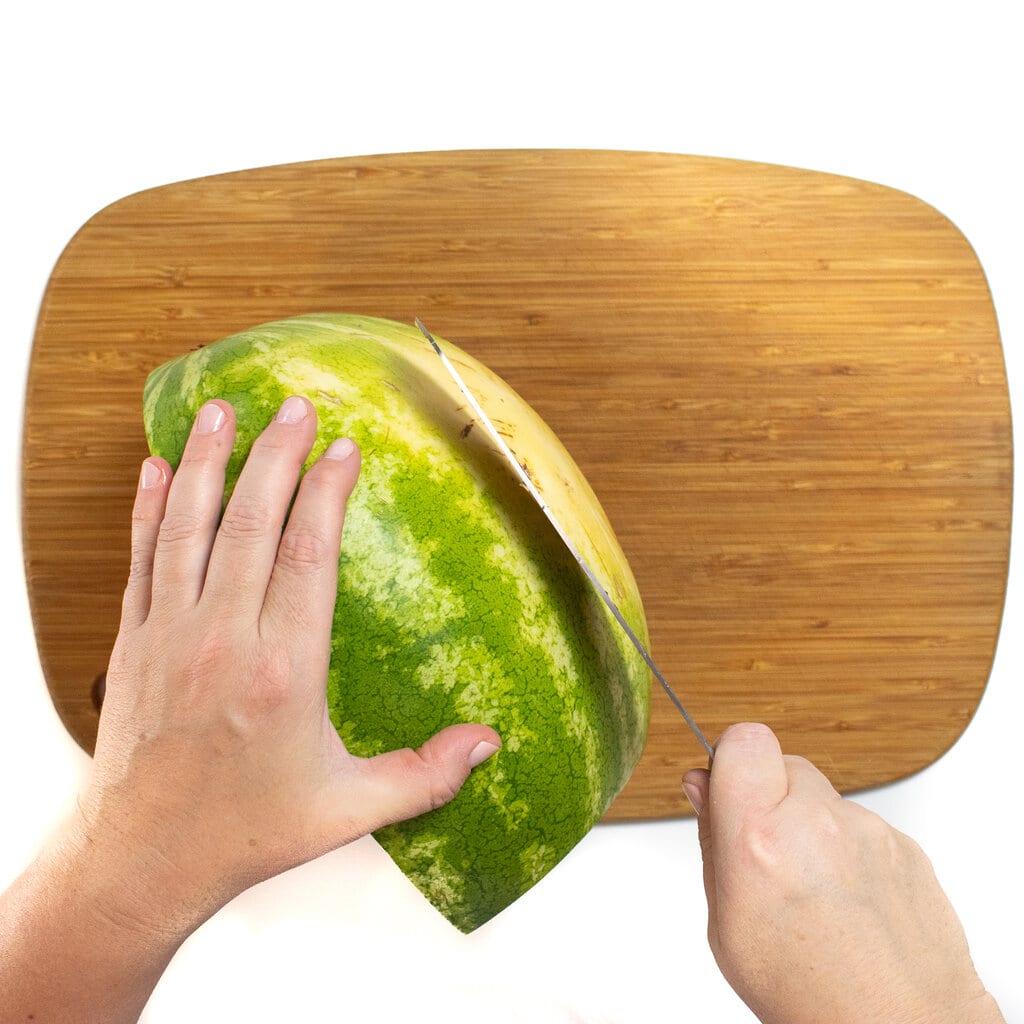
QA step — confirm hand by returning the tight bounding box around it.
[73,395,501,935]
[683,723,1003,1024]
[1,396,500,1023]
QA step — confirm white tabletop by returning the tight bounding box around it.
[3,3,1020,1020]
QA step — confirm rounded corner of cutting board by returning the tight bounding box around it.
[22,149,1012,818]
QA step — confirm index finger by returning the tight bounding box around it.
[708,722,789,843]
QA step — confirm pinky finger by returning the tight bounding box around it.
[120,457,172,630]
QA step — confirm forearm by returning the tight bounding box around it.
[0,821,203,1024]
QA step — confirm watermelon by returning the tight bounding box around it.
[143,314,650,932]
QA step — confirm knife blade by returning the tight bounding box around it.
[415,318,715,760]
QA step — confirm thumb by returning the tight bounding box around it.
[684,767,719,943]
[347,724,502,833]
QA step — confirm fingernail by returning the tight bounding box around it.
[139,460,164,490]
[323,437,356,461]
[275,395,308,424]
[196,402,227,434]
[683,780,705,816]
[468,740,500,769]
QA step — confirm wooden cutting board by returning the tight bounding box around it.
[21,150,1011,820]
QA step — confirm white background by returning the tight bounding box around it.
[2,2,1020,1020]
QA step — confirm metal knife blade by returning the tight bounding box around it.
[415,318,715,759]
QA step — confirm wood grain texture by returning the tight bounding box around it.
[21,150,1011,820]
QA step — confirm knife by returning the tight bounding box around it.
[415,318,715,760]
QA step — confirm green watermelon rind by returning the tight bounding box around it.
[143,313,650,932]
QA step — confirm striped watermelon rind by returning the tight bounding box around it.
[143,314,650,932]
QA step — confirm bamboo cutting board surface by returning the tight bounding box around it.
[22,150,1011,820]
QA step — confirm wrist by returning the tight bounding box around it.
[0,817,205,1024]
[56,805,221,949]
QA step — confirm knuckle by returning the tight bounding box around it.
[413,745,462,811]
[127,550,154,584]
[804,802,844,848]
[169,629,232,696]
[178,438,227,469]
[219,498,273,543]
[865,809,917,865]
[240,648,293,717]
[190,629,232,675]
[250,428,292,455]
[302,458,340,488]
[427,768,461,811]
[294,465,343,511]
[132,499,160,528]
[275,524,331,575]
[391,747,462,812]
[157,509,202,547]
[738,816,785,871]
